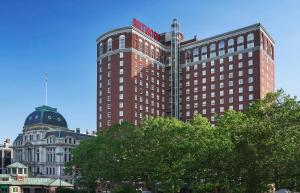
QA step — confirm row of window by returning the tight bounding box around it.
[185,45,254,64]
[185,102,248,118]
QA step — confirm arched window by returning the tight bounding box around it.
[210,43,216,58]
[247,33,254,48]
[201,46,207,60]
[138,39,143,51]
[144,42,149,55]
[260,34,264,49]
[247,33,254,42]
[237,36,244,51]
[185,51,191,63]
[151,45,154,58]
[227,38,234,53]
[107,38,112,51]
[119,35,125,49]
[218,41,225,56]
[193,48,199,62]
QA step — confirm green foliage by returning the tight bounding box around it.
[69,90,300,193]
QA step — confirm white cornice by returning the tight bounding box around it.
[180,46,261,68]
[97,48,165,67]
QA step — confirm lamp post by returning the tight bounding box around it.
[56,152,63,188]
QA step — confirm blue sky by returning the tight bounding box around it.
[0,0,300,142]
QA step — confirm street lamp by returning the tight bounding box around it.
[56,152,63,188]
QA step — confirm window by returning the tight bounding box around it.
[220,90,224,96]
[119,35,125,49]
[107,38,112,51]
[219,41,225,56]
[237,36,244,51]
[202,109,206,114]
[220,58,224,64]
[201,46,207,60]
[239,79,244,85]
[248,51,253,58]
[238,70,243,77]
[119,111,124,117]
[239,87,243,93]
[193,48,199,62]
[239,96,243,102]
[238,53,243,60]
[211,83,215,90]
[211,100,215,106]
[210,43,216,58]
[247,33,254,48]
[248,94,254,101]
[248,68,253,75]
[220,66,224,72]
[239,104,244,110]
[229,72,233,79]
[248,60,253,66]
[238,62,243,68]
[139,39,143,51]
[202,86,206,91]
[185,51,191,63]
[99,43,103,55]
[145,42,149,55]
[248,77,253,83]
[211,92,215,97]
[229,64,233,70]
[220,74,224,80]
[229,56,233,62]
[220,98,224,104]
[220,107,224,112]
[220,82,224,88]
[211,76,215,82]
[229,81,233,87]
[229,97,233,103]
[194,72,198,78]
[227,38,234,53]
[249,85,253,92]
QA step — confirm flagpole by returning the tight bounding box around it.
[45,73,48,106]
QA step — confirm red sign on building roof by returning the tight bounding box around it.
[133,18,160,42]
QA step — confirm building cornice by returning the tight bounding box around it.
[96,26,168,51]
[180,46,261,68]
[181,23,275,51]
[97,48,165,67]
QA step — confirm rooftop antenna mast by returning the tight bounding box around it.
[45,73,48,106]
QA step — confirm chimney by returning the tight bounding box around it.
[76,128,80,133]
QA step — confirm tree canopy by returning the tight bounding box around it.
[67,90,300,193]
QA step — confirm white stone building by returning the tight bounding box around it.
[12,105,94,184]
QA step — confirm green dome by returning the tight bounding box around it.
[24,105,68,128]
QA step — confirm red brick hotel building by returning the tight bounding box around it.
[96,19,275,130]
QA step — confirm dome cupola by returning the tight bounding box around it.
[24,105,68,129]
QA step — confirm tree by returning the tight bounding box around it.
[216,90,300,192]
[69,90,300,193]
